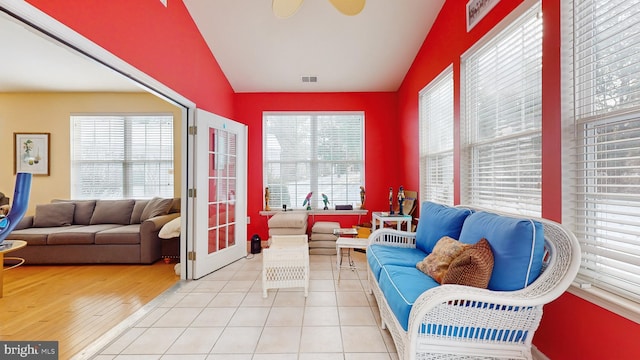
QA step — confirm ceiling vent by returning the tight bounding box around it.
[301,76,318,83]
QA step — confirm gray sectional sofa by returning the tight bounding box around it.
[8,197,180,264]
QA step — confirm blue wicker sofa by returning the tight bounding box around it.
[366,201,580,360]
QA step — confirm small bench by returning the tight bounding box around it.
[262,235,309,298]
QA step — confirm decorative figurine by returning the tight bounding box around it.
[302,192,313,210]
[359,186,366,210]
[322,193,329,210]
[264,187,270,211]
[398,185,405,215]
[389,187,394,214]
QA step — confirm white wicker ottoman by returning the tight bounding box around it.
[262,235,310,298]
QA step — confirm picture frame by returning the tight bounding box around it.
[14,132,50,176]
[466,0,500,32]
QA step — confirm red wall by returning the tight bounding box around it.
[397,0,640,358]
[22,0,640,357]
[235,92,400,239]
[25,0,235,118]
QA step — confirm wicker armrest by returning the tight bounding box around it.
[368,228,417,248]
[407,284,547,356]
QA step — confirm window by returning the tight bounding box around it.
[462,2,543,216]
[563,0,640,302]
[263,113,364,209]
[70,114,174,199]
[419,66,454,205]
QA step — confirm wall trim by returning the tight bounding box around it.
[568,285,640,325]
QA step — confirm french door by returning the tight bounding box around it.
[190,109,247,279]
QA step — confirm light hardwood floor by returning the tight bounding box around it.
[0,261,179,360]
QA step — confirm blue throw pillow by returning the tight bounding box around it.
[458,211,545,291]
[414,202,473,254]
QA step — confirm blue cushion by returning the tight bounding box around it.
[378,265,440,331]
[414,202,473,253]
[367,244,428,281]
[458,211,544,291]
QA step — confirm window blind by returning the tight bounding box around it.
[263,113,364,209]
[419,66,454,205]
[462,3,542,216]
[71,115,174,199]
[564,0,640,302]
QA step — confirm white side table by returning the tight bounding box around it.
[335,237,368,283]
[371,212,412,231]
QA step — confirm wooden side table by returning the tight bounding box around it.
[1,240,27,298]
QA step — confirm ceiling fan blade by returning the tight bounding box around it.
[272,0,304,19]
[328,0,366,16]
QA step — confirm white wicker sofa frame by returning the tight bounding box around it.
[366,205,581,360]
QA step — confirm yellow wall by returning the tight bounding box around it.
[0,92,182,215]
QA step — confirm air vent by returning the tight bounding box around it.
[301,76,318,83]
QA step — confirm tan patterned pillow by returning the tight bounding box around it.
[442,238,494,288]
[417,236,471,283]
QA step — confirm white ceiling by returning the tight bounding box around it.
[0,0,445,93]
[0,11,142,92]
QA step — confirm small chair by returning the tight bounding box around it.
[262,234,310,298]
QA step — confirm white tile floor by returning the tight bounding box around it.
[85,251,398,360]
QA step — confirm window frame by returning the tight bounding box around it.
[70,113,175,200]
[262,111,365,210]
[562,0,640,321]
[461,1,543,217]
[419,65,455,206]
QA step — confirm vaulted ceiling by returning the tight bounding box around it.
[0,1,445,93]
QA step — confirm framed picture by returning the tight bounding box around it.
[466,0,500,32]
[14,132,50,176]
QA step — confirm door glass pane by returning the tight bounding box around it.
[207,126,237,255]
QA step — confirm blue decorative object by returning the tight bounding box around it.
[0,173,32,245]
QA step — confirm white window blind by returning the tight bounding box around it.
[419,66,454,205]
[564,0,640,302]
[71,114,174,199]
[462,3,542,216]
[263,113,364,209]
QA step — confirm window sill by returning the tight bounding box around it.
[259,209,368,216]
[568,284,640,325]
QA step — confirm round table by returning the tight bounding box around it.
[1,240,27,298]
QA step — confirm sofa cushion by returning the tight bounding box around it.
[378,264,440,331]
[47,224,121,245]
[442,238,494,288]
[33,203,75,227]
[7,226,85,245]
[51,200,96,225]
[311,221,341,234]
[90,200,136,225]
[367,244,428,281]
[169,197,181,214]
[95,224,141,245]
[458,211,544,291]
[268,211,308,228]
[140,197,173,221]
[309,233,339,241]
[415,202,473,254]
[269,227,308,236]
[417,236,470,283]
[130,200,149,224]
